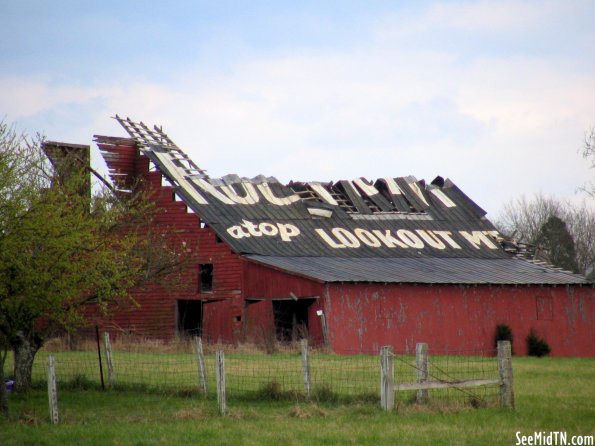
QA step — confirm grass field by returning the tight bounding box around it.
[1,354,594,445]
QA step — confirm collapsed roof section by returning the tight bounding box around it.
[93,117,587,284]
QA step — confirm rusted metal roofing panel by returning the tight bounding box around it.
[244,256,589,284]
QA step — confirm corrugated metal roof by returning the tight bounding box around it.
[245,256,589,285]
[106,118,590,286]
[108,118,511,260]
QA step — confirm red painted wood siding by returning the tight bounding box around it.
[89,139,593,357]
[240,260,325,344]
[88,144,245,341]
[326,283,594,357]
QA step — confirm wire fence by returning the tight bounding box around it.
[6,336,504,410]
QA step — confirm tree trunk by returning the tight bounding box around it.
[0,348,8,418]
[13,332,41,393]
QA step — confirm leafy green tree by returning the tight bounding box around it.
[0,121,184,415]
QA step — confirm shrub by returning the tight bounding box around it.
[255,380,299,401]
[526,329,551,357]
[495,324,514,354]
[312,384,339,404]
[260,327,278,355]
[64,374,97,390]
[257,380,283,400]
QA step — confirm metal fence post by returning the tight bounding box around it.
[380,346,394,411]
[47,355,59,424]
[216,350,227,415]
[95,325,105,390]
[497,340,514,409]
[416,343,429,404]
[300,339,312,400]
[194,336,208,395]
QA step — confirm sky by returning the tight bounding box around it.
[1,0,594,217]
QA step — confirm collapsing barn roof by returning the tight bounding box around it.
[96,116,587,285]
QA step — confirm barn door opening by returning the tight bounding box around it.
[177,299,203,338]
[272,299,315,343]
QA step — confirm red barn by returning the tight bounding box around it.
[77,117,593,356]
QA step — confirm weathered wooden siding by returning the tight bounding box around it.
[88,144,245,341]
[326,283,594,356]
[240,260,325,344]
[87,136,593,357]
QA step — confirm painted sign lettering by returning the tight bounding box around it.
[227,220,301,242]
[226,220,501,252]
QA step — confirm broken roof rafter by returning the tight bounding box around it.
[114,115,209,180]
[113,117,439,216]
[94,117,590,285]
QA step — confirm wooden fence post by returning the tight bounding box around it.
[300,339,312,400]
[103,332,115,388]
[47,355,59,425]
[317,311,331,351]
[497,340,514,409]
[194,336,208,395]
[380,346,394,411]
[216,350,226,416]
[416,343,429,404]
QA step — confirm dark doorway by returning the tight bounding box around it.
[177,300,203,337]
[272,299,315,342]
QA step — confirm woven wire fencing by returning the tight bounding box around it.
[12,336,503,410]
[391,347,500,408]
[224,349,380,403]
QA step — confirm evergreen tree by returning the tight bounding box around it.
[535,216,579,273]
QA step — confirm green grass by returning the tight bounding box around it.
[1,356,594,445]
[12,349,500,400]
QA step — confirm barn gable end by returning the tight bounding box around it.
[76,117,592,356]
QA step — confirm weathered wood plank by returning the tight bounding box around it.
[216,350,226,416]
[104,332,116,388]
[380,346,394,411]
[396,378,499,391]
[498,340,515,408]
[300,339,311,400]
[416,343,429,403]
[194,336,208,395]
[47,355,59,425]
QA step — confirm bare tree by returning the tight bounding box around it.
[581,126,595,197]
[495,193,594,275]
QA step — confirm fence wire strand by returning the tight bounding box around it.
[9,339,501,408]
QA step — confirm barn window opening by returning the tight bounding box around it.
[199,264,213,292]
[177,299,203,338]
[272,298,315,343]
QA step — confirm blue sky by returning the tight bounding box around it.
[2,0,594,216]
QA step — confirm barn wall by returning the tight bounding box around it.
[241,261,325,345]
[89,139,593,355]
[86,147,245,342]
[326,283,594,357]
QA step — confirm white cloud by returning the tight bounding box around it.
[1,1,594,217]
